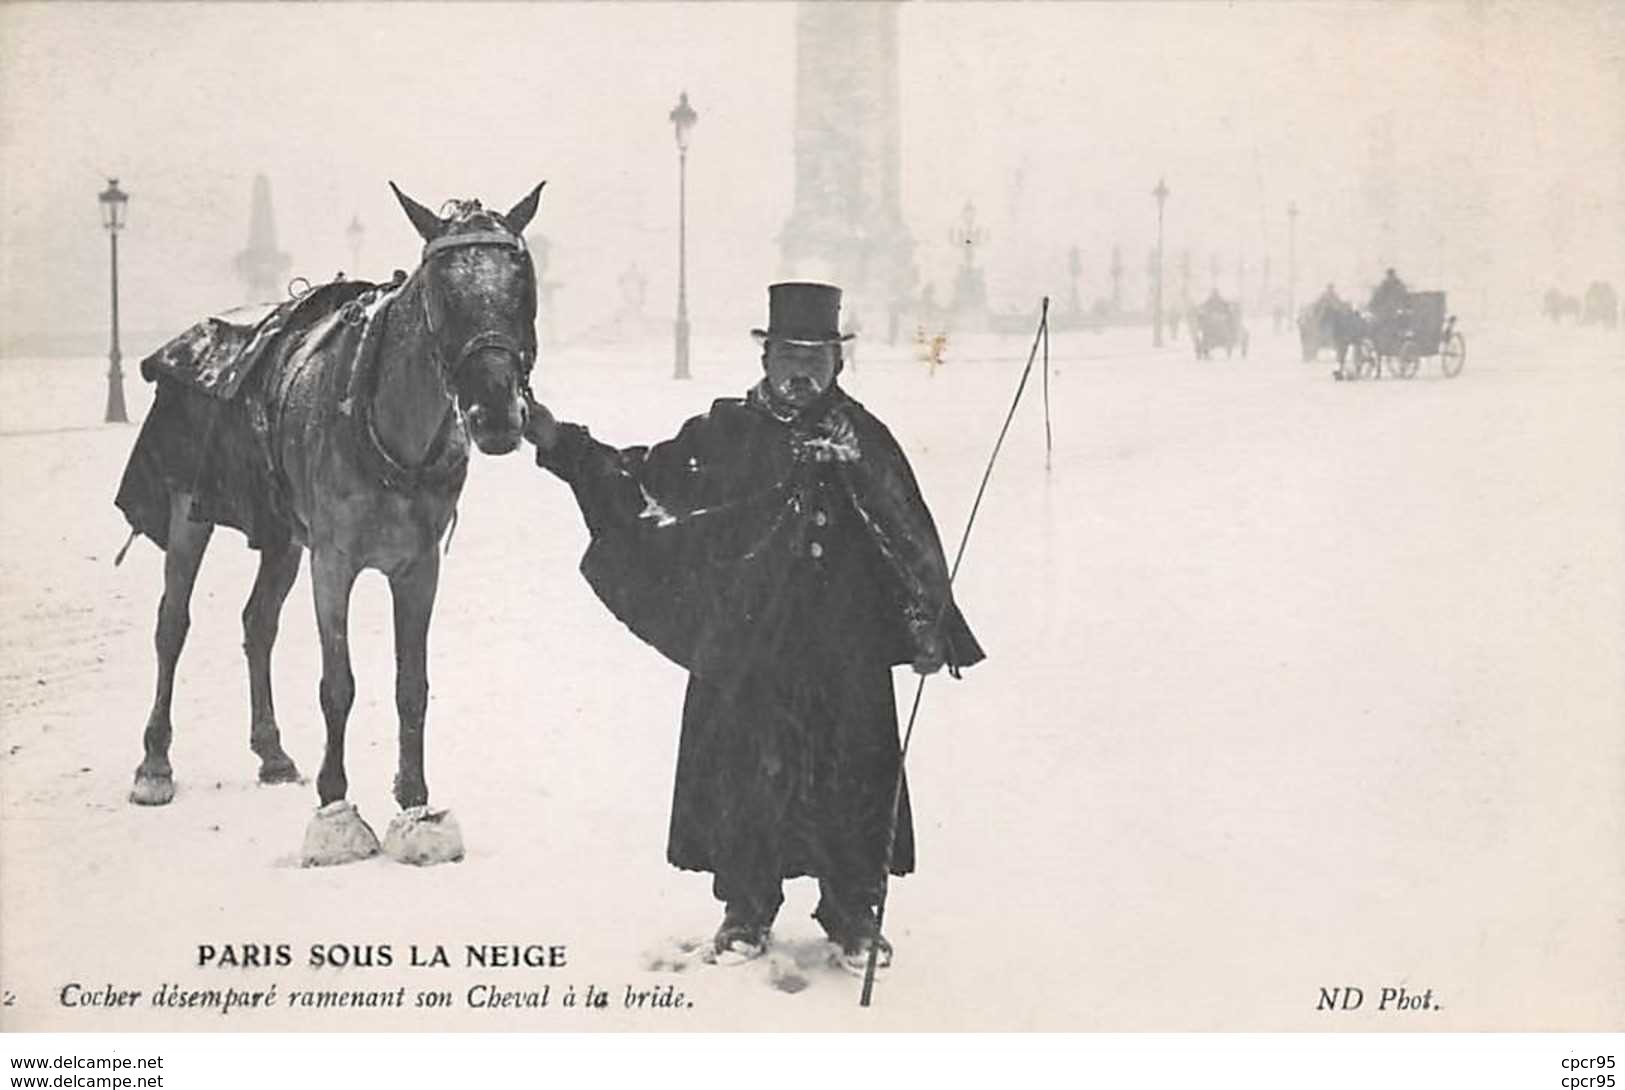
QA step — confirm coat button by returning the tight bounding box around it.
[813,510,828,527]
[809,542,824,559]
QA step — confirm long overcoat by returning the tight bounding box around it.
[538,381,983,889]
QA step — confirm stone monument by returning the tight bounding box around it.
[778,1,916,335]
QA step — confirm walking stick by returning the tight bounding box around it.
[1042,306,1053,472]
[861,297,1051,1006]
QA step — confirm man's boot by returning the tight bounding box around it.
[813,880,892,974]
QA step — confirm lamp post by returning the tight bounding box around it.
[669,91,698,380]
[1152,177,1169,346]
[1287,201,1299,321]
[346,214,365,276]
[98,178,130,424]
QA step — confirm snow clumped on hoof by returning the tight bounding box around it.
[300,800,381,866]
[129,772,175,807]
[381,806,464,866]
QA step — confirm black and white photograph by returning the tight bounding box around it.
[1,0,1621,1044]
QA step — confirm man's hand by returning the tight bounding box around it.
[911,626,946,676]
[523,397,560,451]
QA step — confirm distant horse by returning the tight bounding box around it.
[1299,296,1366,375]
[1581,281,1619,329]
[1324,305,1371,379]
[1298,297,1336,361]
[115,183,542,864]
[1543,288,1581,324]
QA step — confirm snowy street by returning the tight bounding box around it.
[2,322,1620,1030]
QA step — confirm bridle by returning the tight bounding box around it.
[417,229,537,391]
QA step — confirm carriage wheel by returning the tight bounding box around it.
[1440,331,1467,377]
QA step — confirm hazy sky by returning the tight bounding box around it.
[2,1,1620,351]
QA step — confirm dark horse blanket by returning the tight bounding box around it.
[115,277,398,551]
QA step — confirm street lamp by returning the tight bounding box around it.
[346,214,365,276]
[1152,177,1169,346]
[1287,201,1299,322]
[669,91,698,380]
[98,178,130,424]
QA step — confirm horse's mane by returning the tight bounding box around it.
[436,199,512,237]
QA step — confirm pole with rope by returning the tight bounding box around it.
[861,297,1051,1006]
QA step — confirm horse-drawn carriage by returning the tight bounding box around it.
[1342,289,1467,379]
[1191,293,1249,359]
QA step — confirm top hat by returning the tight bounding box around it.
[751,282,856,345]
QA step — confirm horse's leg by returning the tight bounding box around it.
[311,549,359,807]
[389,551,438,810]
[300,547,378,865]
[243,541,303,784]
[131,494,213,806]
[380,550,464,865]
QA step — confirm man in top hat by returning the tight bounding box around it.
[525,282,983,970]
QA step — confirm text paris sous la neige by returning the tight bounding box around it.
[197,942,568,970]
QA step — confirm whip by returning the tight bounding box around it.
[861,297,1051,1006]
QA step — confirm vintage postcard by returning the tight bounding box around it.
[0,1,1620,1035]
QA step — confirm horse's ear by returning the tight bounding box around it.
[503,182,546,236]
[390,181,445,243]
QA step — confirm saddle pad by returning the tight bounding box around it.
[138,278,389,401]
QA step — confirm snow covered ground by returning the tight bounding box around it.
[1,319,1621,1030]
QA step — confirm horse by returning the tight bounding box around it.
[1543,288,1581,324]
[1325,305,1372,379]
[1297,294,1367,374]
[115,183,542,865]
[1582,281,1619,329]
[1298,297,1334,361]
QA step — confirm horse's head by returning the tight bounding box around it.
[391,181,545,456]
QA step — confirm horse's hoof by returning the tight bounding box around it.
[129,774,175,807]
[382,806,464,866]
[300,800,381,866]
[257,756,302,785]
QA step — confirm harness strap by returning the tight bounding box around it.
[423,230,525,260]
[343,293,468,492]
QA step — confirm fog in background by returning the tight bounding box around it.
[2,1,1621,355]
